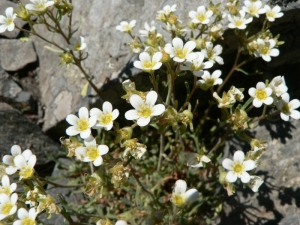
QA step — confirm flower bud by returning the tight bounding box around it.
[160,48,170,63]
[109,162,130,188]
[167,15,178,25]
[60,136,83,157]
[231,108,248,130]
[15,3,31,21]
[59,52,74,67]
[115,127,133,143]
[84,173,103,197]
[96,219,113,225]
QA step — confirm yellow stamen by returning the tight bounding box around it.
[196,13,206,22]
[100,113,113,125]
[2,202,13,215]
[255,89,267,100]
[22,218,35,225]
[86,146,100,161]
[20,166,34,179]
[174,48,188,59]
[233,162,245,174]
[77,119,89,131]
[138,105,152,118]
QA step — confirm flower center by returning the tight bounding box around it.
[138,105,152,118]
[6,18,14,26]
[196,13,206,22]
[233,162,244,174]
[174,48,188,59]
[100,113,113,125]
[87,146,100,161]
[205,78,215,87]
[255,89,267,100]
[191,62,203,71]
[23,218,35,225]
[142,60,156,69]
[266,11,275,19]
[0,186,11,196]
[261,46,270,55]
[74,43,82,51]
[281,102,290,115]
[20,166,34,179]
[235,20,243,27]
[2,202,13,215]
[35,3,46,10]
[249,7,258,15]
[172,194,186,206]
[124,25,131,31]
[77,119,89,132]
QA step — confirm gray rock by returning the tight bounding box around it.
[0,1,27,38]
[219,118,300,224]
[0,67,22,98]
[0,39,37,71]
[0,103,61,166]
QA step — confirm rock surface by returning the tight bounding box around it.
[0,102,61,167]
[0,39,37,71]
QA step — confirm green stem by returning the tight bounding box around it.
[179,75,197,112]
[156,133,165,172]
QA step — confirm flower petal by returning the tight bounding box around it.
[137,117,150,126]
[243,160,256,171]
[125,109,139,120]
[184,189,199,204]
[79,107,89,119]
[226,171,237,183]
[146,91,158,106]
[129,94,144,109]
[66,114,79,126]
[11,145,21,156]
[233,150,245,163]
[99,145,109,156]
[174,179,187,194]
[151,104,165,116]
[66,126,80,136]
[93,156,103,166]
[240,171,251,183]
[222,158,234,170]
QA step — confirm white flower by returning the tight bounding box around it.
[201,42,223,65]
[228,10,253,30]
[67,36,87,51]
[269,76,288,97]
[189,6,213,24]
[264,5,283,22]
[157,4,176,16]
[13,207,37,225]
[222,150,256,183]
[242,0,265,18]
[164,37,197,63]
[197,70,223,89]
[116,20,136,33]
[125,91,165,127]
[0,175,17,196]
[75,137,109,166]
[14,154,36,180]
[254,38,279,62]
[0,7,17,33]
[248,176,264,192]
[0,193,18,220]
[276,93,300,121]
[180,52,213,77]
[187,153,211,168]
[2,145,33,175]
[90,102,119,131]
[25,0,54,11]
[133,52,162,71]
[171,180,199,207]
[139,21,156,36]
[66,107,97,139]
[249,82,273,108]
[115,220,128,225]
